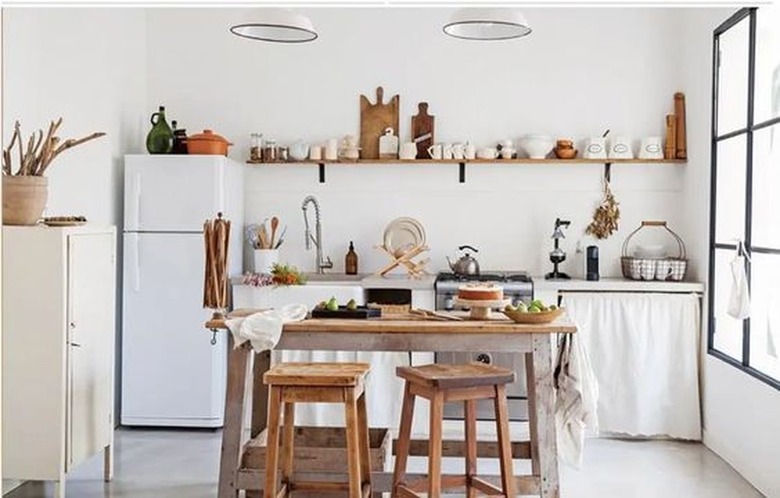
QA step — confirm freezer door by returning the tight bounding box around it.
[124,155,241,232]
[122,232,226,427]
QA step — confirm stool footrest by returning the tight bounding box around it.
[471,476,504,495]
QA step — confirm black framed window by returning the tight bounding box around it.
[709,6,780,389]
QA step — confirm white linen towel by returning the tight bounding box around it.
[728,243,751,320]
[554,333,599,468]
[225,304,308,352]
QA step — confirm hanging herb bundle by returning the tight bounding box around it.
[586,178,620,239]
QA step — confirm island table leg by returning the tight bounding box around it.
[531,334,560,498]
[218,336,250,498]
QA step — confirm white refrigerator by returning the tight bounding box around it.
[121,155,244,427]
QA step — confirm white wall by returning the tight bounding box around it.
[146,7,688,277]
[1,7,148,460]
[679,7,780,497]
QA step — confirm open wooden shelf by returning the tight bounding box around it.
[245,157,687,183]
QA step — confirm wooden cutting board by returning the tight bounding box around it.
[360,86,400,160]
[411,102,434,159]
[674,92,687,159]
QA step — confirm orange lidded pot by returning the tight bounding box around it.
[187,129,232,156]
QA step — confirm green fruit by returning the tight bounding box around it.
[530,299,544,309]
[317,300,327,309]
[549,304,558,310]
[326,297,339,311]
[529,307,541,313]
[346,299,358,311]
[515,302,528,313]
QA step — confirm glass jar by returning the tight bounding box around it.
[263,140,277,163]
[250,133,262,161]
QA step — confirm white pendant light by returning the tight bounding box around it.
[443,8,531,41]
[230,9,318,43]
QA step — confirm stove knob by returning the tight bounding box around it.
[475,353,492,365]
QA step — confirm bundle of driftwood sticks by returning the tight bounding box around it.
[2,118,105,176]
[203,213,231,313]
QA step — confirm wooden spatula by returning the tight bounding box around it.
[270,216,279,249]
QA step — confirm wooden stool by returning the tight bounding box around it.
[393,363,516,498]
[263,362,372,498]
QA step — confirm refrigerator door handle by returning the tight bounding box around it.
[127,233,141,291]
[128,171,141,230]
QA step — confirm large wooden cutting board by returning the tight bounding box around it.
[360,86,400,160]
[411,102,434,159]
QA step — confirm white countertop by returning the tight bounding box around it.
[532,277,705,293]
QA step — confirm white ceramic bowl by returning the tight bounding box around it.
[519,135,555,159]
[633,244,667,259]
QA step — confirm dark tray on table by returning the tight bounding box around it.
[311,306,382,319]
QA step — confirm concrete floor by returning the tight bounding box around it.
[4,428,763,498]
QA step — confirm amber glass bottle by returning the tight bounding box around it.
[345,241,358,275]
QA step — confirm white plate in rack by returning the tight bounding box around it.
[383,217,426,257]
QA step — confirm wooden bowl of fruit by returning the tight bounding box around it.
[503,299,564,324]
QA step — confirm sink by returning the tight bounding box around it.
[233,284,364,310]
[303,273,366,285]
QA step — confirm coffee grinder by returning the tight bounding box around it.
[545,218,571,280]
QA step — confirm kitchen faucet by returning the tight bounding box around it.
[301,195,333,274]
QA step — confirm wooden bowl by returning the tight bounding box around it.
[554,148,578,160]
[503,307,564,324]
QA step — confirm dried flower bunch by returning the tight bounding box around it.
[2,118,105,176]
[586,179,620,239]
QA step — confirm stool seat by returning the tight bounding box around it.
[396,362,515,389]
[264,362,370,387]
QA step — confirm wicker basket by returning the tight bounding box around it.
[620,221,688,281]
[503,307,564,324]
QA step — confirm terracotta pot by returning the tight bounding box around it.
[187,129,232,156]
[3,176,48,225]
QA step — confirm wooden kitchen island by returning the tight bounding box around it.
[206,313,576,498]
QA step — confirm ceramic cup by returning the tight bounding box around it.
[477,147,498,160]
[400,142,417,160]
[254,249,279,274]
[325,138,339,160]
[500,147,515,159]
[309,145,322,160]
[639,259,657,281]
[452,143,466,160]
[583,137,607,159]
[464,143,476,160]
[639,136,664,159]
[442,143,454,160]
[427,144,443,159]
[655,260,674,281]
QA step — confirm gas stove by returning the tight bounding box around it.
[434,271,534,310]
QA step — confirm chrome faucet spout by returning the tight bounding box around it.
[301,195,332,274]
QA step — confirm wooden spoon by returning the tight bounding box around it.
[270,216,279,249]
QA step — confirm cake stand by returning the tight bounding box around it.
[453,297,512,320]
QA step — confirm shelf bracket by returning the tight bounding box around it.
[459,162,466,183]
[319,163,326,183]
[604,162,612,183]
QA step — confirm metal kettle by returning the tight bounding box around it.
[446,245,480,276]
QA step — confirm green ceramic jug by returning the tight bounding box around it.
[146,106,173,154]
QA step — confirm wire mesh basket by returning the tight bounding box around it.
[620,221,688,281]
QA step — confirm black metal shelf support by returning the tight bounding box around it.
[459,162,466,183]
[604,162,612,182]
[319,163,326,183]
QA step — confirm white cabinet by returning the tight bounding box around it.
[2,226,116,497]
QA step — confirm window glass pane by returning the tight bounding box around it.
[748,253,780,381]
[751,123,780,248]
[715,135,747,243]
[755,5,780,125]
[713,248,745,360]
[717,16,750,135]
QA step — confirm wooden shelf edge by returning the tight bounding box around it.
[246,158,687,165]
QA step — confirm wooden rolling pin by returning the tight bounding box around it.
[675,92,687,159]
[665,114,677,160]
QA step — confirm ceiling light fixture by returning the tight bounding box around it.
[230,9,318,43]
[443,8,532,41]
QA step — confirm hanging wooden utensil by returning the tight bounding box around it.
[360,86,400,160]
[270,216,279,248]
[203,213,231,317]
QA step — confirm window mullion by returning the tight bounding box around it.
[742,8,757,368]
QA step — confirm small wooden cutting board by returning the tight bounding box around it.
[360,86,400,160]
[411,102,435,159]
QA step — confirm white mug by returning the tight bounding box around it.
[309,145,322,161]
[639,260,657,281]
[500,147,515,159]
[464,143,476,160]
[325,138,339,160]
[452,143,465,160]
[399,142,417,160]
[639,136,663,159]
[477,147,498,160]
[583,137,607,159]
[442,143,454,160]
[427,144,443,159]
[655,260,674,281]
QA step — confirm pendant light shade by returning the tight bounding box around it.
[230,9,317,43]
[443,8,531,41]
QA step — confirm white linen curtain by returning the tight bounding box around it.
[562,292,701,440]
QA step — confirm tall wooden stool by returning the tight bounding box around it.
[263,362,372,498]
[393,363,516,498]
